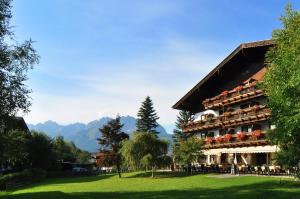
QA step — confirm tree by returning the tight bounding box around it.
[173,110,194,146]
[0,0,39,132]
[262,4,300,179]
[136,96,160,134]
[52,136,77,163]
[27,131,56,170]
[1,129,31,170]
[98,116,129,178]
[121,132,168,178]
[175,136,203,174]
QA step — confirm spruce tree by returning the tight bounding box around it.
[172,110,194,146]
[136,96,160,134]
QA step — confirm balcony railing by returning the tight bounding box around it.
[183,105,271,133]
[203,131,268,149]
[202,83,264,109]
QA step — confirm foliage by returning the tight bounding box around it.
[27,131,56,170]
[0,0,39,131]
[121,132,169,177]
[0,168,46,190]
[172,110,194,147]
[136,96,160,134]
[262,4,300,178]
[52,136,90,164]
[175,136,203,174]
[0,130,31,170]
[98,116,129,178]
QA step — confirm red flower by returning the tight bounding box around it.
[234,86,243,92]
[251,130,262,139]
[237,132,247,141]
[223,134,232,142]
[221,91,229,96]
[205,137,214,144]
[216,136,223,143]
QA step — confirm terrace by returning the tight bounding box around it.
[183,105,271,133]
[202,82,264,110]
[203,130,268,149]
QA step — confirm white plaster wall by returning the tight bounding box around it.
[194,109,219,122]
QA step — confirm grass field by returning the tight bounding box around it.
[0,172,299,199]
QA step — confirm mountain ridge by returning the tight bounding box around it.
[28,116,173,152]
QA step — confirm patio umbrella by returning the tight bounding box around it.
[234,154,237,165]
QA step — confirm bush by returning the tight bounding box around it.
[0,168,47,190]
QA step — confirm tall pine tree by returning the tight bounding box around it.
[136,96,160,134]
[98,116,129,178]
[173,110,194,146]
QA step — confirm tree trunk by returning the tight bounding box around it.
[116,163,121,178]
[151,166,155,178]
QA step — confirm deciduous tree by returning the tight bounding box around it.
[175,136,203,174]
[0,0,39,132]
[262,4,300,179]
[121,132,168,177]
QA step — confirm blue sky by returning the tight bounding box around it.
[11,0,300,133]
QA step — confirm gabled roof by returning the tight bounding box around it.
[4,116,29,132]
[172,40,274,112]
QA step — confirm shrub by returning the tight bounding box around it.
[0,168,47,190]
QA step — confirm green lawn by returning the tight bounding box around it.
[0,172,299,199]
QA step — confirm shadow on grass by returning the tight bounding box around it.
[3,180,299,199]
[4,174,116,193]
[125,171,193,178]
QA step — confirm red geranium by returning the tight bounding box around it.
[221,91,229,96]
[237,132,247,141]
[234,86,243,92]
[223,134,232,142]
[205,137,214,144]
[252,130,262,139]
[216,136,223,143]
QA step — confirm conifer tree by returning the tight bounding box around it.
[98,116,129,178]
[172,110,194,146]
[136,96,160,134]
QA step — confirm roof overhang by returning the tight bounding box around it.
[172,40,275,112]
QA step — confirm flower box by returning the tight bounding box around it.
[251,130,262,140]
[237,132,247,141]
[205,137,214,144]
[216,136,223,143]
[234,85,243,92]
[223,134,232,142]
[221,91,229,96]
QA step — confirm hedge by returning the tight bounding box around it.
[0,168,47,190]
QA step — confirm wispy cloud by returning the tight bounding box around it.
[24,36,224,129]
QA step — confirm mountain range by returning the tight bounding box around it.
[28,116,173,152]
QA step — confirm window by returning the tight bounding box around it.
[241,125,250,132]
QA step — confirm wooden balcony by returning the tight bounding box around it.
[203,132,268,149]
[202,83,264,109]
[183,105,271,133]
